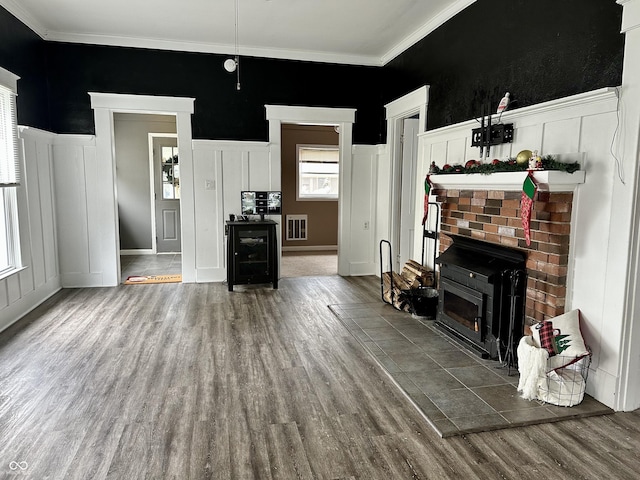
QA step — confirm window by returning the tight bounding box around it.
[297,145,339,200]
[0,66,22,274]
[161,145,180,199]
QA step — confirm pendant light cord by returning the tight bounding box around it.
[235,0,240,90]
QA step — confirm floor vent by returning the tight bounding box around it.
[286,215,308,241]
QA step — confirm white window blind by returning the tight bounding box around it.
[297,145,339,200]
[0,66,22,273]
[0,84,20,186]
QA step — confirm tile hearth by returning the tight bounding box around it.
[328,302,612,438]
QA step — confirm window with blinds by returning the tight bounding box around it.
[0,84,20,186]
[297,145,339,200]
[0,66,22,274]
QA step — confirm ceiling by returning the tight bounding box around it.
[1,0,475,66]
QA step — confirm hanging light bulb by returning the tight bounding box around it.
[223,0,241,90]
[223,58,237,73]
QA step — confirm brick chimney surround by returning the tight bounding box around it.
[430,170,585,326]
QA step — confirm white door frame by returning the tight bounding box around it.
[265,105,356,276]
[384,86,429,267]
[148,133,179,254]
[89,93,195,285]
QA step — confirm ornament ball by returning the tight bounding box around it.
[516,149,533,165]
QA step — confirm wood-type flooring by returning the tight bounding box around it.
[0,275,639,479]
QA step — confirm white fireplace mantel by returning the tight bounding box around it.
[430,170,586,192]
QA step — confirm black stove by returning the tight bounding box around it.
[435,235,526,360]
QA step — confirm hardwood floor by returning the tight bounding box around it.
[0,276,639,479]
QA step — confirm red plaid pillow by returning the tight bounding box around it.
[531,309,590,370]
[535,321,557,356]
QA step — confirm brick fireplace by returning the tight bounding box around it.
[432,185,574,326]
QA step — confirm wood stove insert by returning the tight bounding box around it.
[436,235,526,361]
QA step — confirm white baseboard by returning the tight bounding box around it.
[120,249,154,255]
[281,245,338,252]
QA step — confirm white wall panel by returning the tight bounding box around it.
[0,127,61,333]
[350,145,377,274]
[510,123,543,155]
[52,144,91,276]
[445,137,467,165]
[22,136,45,289]
[192,146,221,273]
[542,118,582,154]
[192,140,272,282]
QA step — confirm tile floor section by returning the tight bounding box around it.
[329,302,613,438]
[121,254,182,282]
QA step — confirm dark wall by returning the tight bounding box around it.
[1,1,626,143]
[383,0,625,131]
[0,7,49,130]
[45,43,384,144]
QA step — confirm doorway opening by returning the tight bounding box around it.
[114,114,182,283]
[265,105,356,277]
[385,86,429,273]
[89,93,195,285]
[280,124,338,278]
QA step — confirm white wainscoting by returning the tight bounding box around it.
[417,87,624,408]
[0,127,61,333]
[349,145,381,276]
[51,135,104,287]
[191,140,277,283]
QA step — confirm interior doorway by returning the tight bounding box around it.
[89,93,195,285]
[385,86,429,273]
[280,124,339,277]
[265,105,356,276]
[397,116,420,270]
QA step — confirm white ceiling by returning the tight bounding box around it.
[1,0,475,66]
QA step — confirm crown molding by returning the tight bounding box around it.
[618,0,640,33]
[0,0,47,38]
[3,0,472,67]
[381,0,477,65]
[43,30,382,66]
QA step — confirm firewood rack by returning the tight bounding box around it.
[379,202,440,315]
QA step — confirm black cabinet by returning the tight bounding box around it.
[226,220,278,291]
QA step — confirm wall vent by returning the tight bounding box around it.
[286,215,308,241]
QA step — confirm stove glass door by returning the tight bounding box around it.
[439,277,484,342]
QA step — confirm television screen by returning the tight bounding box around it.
[267,191,282,214]
[240,191,282,216]
[240,191,256,215]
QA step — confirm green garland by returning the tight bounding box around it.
[430,155,580,175]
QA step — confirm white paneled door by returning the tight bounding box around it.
[154,136,181,253]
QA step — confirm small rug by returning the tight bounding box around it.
[124,274,182,285]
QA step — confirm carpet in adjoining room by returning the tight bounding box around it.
[281,251,337,278]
